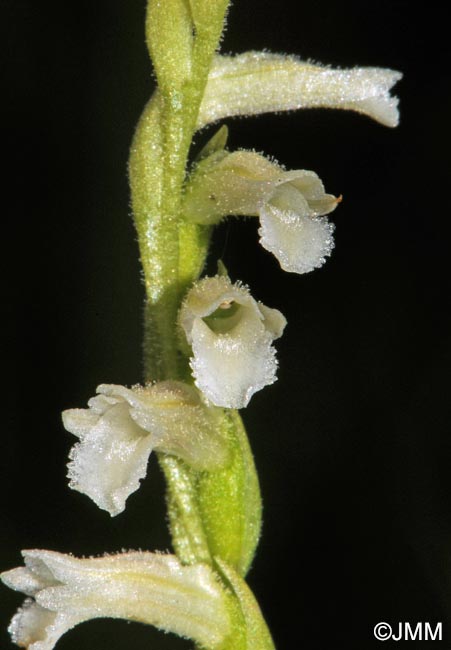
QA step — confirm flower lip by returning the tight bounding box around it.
[255,168,338,274]
[258,207,335,275]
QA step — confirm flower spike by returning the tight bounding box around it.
[62,381,229,516]
[179,274,286,408]
[1,550,230,650]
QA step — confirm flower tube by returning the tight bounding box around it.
[198,52,402,129]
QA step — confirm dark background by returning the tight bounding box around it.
[1,1,450,648]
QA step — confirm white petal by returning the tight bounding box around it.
[180,274,255,342]
[279,170,338,216]
[8,601,82,650]
[258,304,287,339]
[87,393,119,412]
[198,52,402,128]
[1,550,230,650]
[190,318,279,408]
[65,400,154,516]
[181,274,253,318]
[259,204,335,274]
[61,408,100,438]
[1,566,51,597]
[341,93,400,129]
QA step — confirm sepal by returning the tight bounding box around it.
[197,124,229,161]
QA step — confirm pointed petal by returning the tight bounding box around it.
[258,304,287,339]
[279,170,338,216]
[7,601,83,650]
[61,408,100,438]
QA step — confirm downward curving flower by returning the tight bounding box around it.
[198,52,402,129]
[62,381,229,516]
[1,550,230,650]
[183,150,339,273]
[179,273,286,409]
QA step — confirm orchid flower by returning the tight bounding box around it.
[184,150,339,273]
[1,550,230,650]
[62,381,228,516]
[179,273,286,408]
[198,52,402,129]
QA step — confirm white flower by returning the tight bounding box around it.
[183,150,339,273]
[258,169,337,274]
[179,274,286,408]
[1,550,230,650]
[62,381,228,516]
[198,52,402,129]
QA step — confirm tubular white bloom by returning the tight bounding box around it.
[62,381,228,516]
[258,170,337,274]
[183,150,339,273]
[198,52,402,129]
[1,550,230,650]
[179,274,287,408]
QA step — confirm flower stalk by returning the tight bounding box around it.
[130,0,231,381]
[128,1,270,645]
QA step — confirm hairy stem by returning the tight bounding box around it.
[129,3,272,647]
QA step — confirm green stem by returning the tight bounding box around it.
[130,6,229,380]
[129,1,234,566]
[129,4,274,646]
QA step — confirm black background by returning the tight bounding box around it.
[1,1,451,648]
